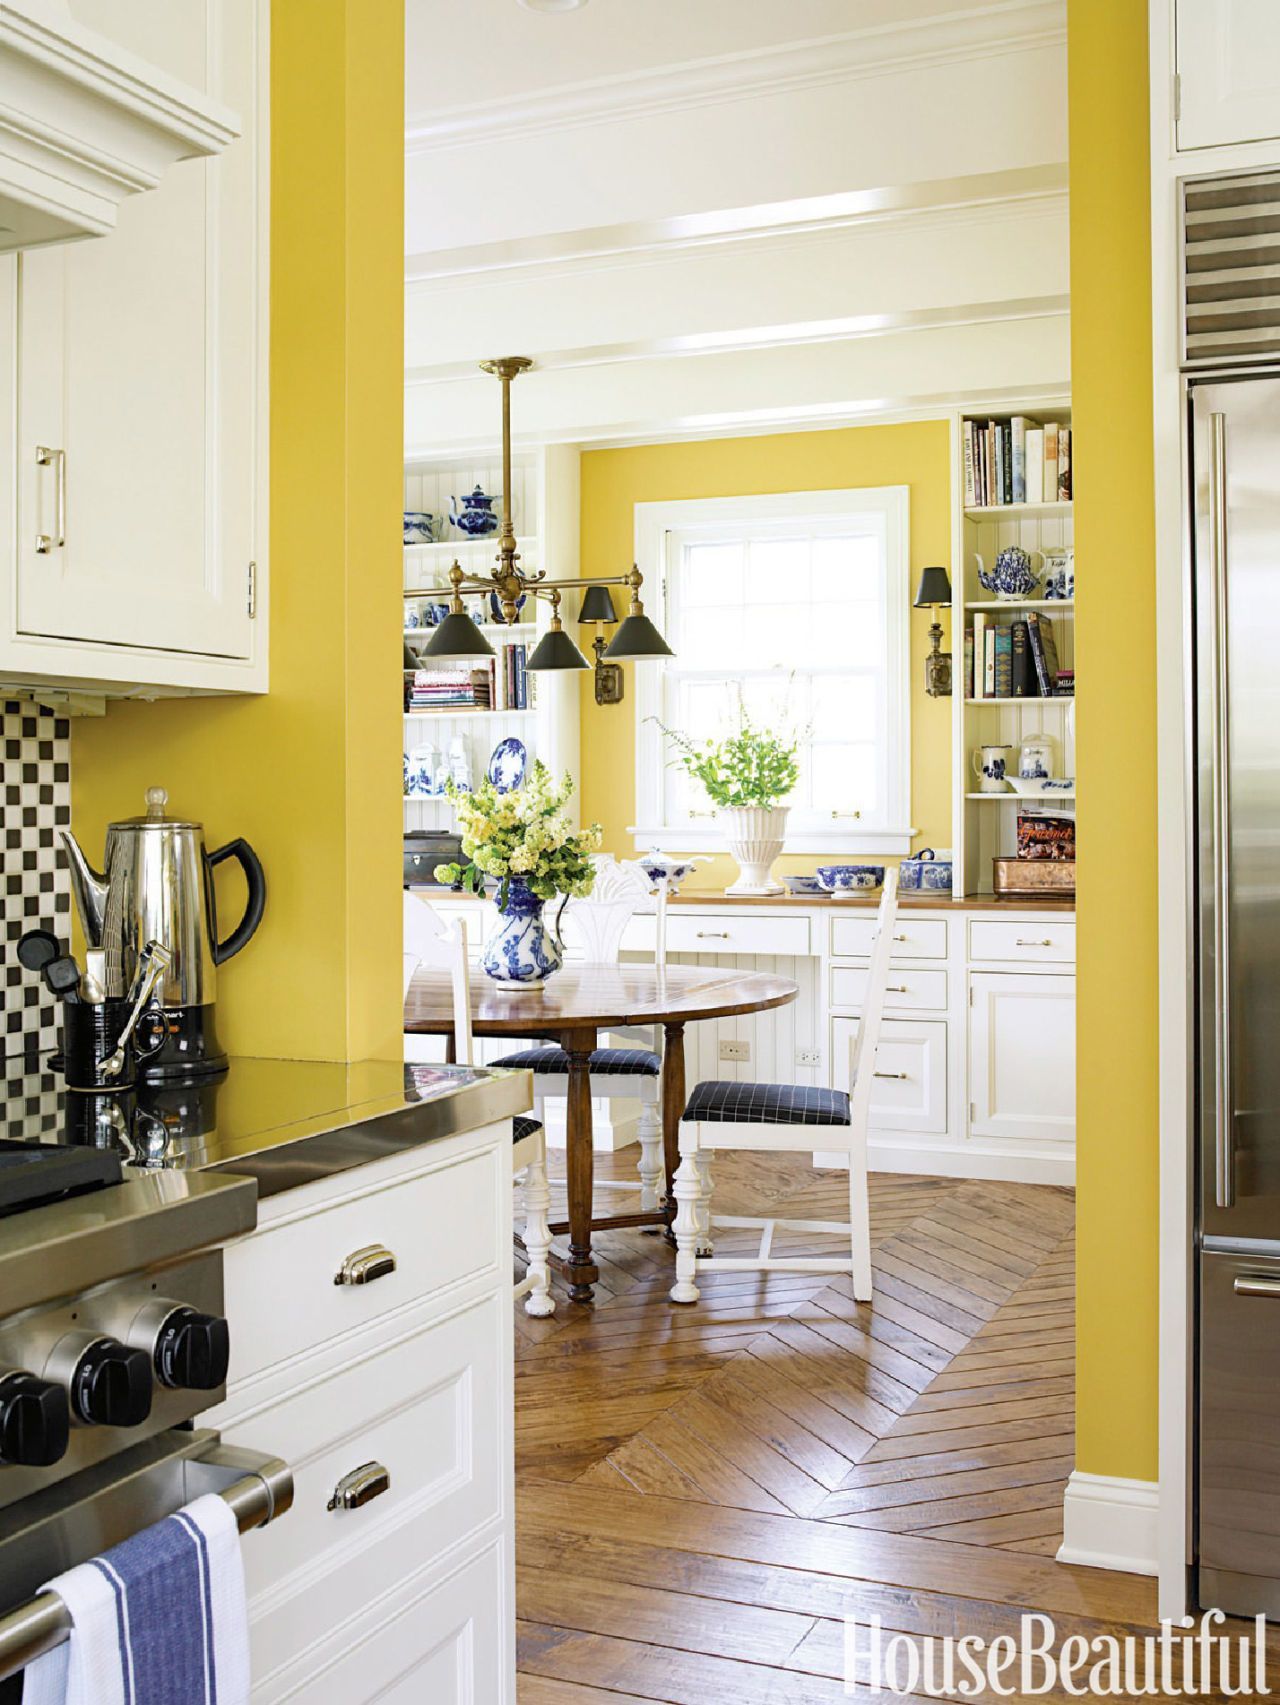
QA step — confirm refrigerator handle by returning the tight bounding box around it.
[1211,409,1235,1209]
[1234,1275,1280,1298]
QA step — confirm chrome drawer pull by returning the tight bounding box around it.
[695,931,729,939]
[1234,1276,1280,1299]
[874,1071,908,1080]
[886,985,909,994]
[334,1244,397,1287]
[1015,938,1053,948]
[327,1461,390,1511]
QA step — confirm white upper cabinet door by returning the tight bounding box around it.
[968,971,1075,1145]
[1176,0,1280,151]
[12,0,265,677]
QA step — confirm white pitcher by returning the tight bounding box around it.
[972,744,1014,793]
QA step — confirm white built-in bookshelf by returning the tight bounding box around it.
[402,445,580,832]
[949,403,1075,896]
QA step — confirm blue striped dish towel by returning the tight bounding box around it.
[23,1492,249,1705]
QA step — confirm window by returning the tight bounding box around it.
[633,488,913,854]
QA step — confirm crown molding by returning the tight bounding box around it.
[405,167,1068,285]
[405,1,1065,156]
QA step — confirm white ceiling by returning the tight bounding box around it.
[403,0,1070,455]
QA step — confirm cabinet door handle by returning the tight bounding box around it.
[334,1244,397,1286]
[1235,1276,1280,1298]
[1015,938,1052,947]
[874,1071,908,1080]
[35,446,66,554]
[891,933,908,942]
[327,1461,390,1511]
[695,931,729,939]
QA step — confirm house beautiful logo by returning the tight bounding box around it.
[844,1612,1270,1697]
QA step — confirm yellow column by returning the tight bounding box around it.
[1068,0,1160,1480]
[70,0,405,1064]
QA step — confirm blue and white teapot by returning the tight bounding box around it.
[450,486,501,538]
[974,546,1043,600]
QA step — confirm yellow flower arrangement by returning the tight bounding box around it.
[435,762,602,906]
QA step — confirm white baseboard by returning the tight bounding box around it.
[813,1139,1075,1186]
[1057,1471,1159,1576]
[539,1100,640,1153]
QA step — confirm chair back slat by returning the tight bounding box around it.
[403,891,473,1064]
[559,855,651,965]
[846,869,899,1131]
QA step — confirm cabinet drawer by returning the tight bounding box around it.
[831,1016,948,1134]
[832,915,947,960]
[235,1294,506,1678]
[968,918,1075,965]
[257,1539,509,1705]
[224,1143,503,1382]
[660,914,812,957]
[830,964,947,1013]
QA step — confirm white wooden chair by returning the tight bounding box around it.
[670,868,899,1306]
[489,855,667,1210]
[403,891,553,1316]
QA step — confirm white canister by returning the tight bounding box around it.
[971,745,1014,793]
[1018,733,1059,780]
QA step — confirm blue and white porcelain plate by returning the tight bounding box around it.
[487,737,528,794]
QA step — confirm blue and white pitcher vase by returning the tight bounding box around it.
[482,877,564,990]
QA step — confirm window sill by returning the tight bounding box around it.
[629,825,917,857]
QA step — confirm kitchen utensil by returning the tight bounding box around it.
[98,944,172,1081]
[61,786,266,1080]
[17,930,59,975]
[83,948,108,1005]
[43,957,81,1005]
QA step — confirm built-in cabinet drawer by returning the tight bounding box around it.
[258,1539,510,1705]
[830,964,947,1014]
[223,1142,504,1383]
[831,914,947,961]
[968,918,1075,965]
[660,913,811,957]
[831,1016,948,1134]
[235,1293,506,1685]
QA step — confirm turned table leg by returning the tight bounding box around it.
[563,1027,600,1304]
[661,1020,687,1229]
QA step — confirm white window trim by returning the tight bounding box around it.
[629,488,915,857]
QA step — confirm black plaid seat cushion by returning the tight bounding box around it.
[683,1079,851,1126]
[490,1045,660,1078]
[512,1115,543,1142]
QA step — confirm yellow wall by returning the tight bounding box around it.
[1069,0,1160,1480]
[70,0,405,1064]
[577,421,953,889]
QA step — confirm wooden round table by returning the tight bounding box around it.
[404,963,799,1302]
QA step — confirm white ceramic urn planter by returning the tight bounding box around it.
[722,806,789,896]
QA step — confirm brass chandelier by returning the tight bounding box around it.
[407,357,673,672]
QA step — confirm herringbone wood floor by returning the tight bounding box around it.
[511,1150,1187,1701]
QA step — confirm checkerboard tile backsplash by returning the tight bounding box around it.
[1,700,72,1059]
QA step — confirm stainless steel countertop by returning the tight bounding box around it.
[2,1056,534,1201]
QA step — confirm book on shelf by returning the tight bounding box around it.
[968,612,1065,700]
[498,642,532,711]
[962,418,1073,506]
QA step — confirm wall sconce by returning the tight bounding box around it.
[913,564,952,697]
[579,583,624,704]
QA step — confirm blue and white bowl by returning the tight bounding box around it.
[898,848,954,891]
[784,874,826,895]
[404,510,440,545]
[817,864,885,898]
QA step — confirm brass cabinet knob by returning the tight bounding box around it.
[333,1244,397,1287]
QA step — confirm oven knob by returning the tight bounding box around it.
[69,1338,152,1429]
[153,1309,230,1392]
[0,1371,70,1467]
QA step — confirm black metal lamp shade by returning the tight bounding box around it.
[602,613,674,661]
[913,565,952,608]
[527,625,590,671]
[578,584,618,624]
[420,611,497,661]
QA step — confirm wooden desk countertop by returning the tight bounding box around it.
[409,885,1075,914]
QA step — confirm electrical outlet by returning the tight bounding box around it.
[719,1040,750,1062]
[796,1047,822,1067]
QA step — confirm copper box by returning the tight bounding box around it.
[992,857,1076,898]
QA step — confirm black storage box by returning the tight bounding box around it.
[404,830,464,887]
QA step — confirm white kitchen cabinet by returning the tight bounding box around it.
[0,0,267,695]
[968,970,1075,1145]
[1175,0,1280,151]
[832,1014,948,1135]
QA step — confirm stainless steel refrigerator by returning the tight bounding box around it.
[1194,373,1280,1618]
